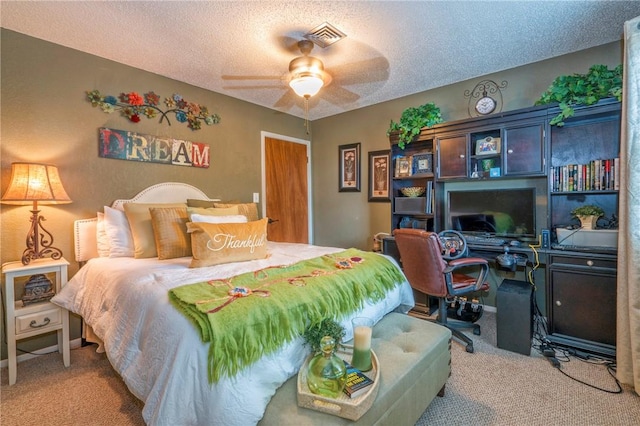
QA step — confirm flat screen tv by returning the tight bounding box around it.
[447,188,536,238]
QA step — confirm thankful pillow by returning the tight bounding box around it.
[187,218,268,268]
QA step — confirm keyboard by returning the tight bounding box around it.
[463,234,507,246]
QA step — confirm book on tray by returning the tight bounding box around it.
[343,361,374,398]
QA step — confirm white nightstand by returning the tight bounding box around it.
[2,257,70,385]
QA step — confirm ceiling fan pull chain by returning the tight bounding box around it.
[304,95,311,134]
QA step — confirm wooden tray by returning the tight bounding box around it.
[297,347,380,421]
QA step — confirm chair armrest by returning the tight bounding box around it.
[448,257,488,267]
[443,257,490,294]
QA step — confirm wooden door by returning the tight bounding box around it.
[265,136,309,243]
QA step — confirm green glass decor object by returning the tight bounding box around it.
[307,336,347,398]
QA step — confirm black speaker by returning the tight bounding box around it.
[497,279,533,355]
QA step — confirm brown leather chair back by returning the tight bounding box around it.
[393,229,448,298]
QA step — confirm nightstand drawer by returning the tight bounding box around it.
[15,307,62,334]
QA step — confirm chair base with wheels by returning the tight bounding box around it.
[394,229,490,353]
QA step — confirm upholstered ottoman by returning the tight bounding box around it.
[260,312,452,425]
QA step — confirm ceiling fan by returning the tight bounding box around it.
[221,23,389,128]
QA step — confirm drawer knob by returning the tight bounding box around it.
[29,317,51,328]
[555,300,562,307]
[459,154,465,159]
[586,260,594,267]
[507,149,514,154]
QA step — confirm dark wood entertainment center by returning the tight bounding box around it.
[386,98,620,358]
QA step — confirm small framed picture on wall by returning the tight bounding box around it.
[368,150,391,202]
[339,143,361,192]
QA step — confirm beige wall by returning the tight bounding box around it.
[0,29,622,359]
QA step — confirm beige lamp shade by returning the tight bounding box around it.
[1,162,72,206]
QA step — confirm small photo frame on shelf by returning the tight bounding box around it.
[412,153,433,174]
[475,136,501,155]
[395,156,412,177]
[368,150,391,202]
[339,143,361,192]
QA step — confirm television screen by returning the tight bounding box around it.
[447,188,536,238]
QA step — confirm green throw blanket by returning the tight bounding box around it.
[168,248,405,382]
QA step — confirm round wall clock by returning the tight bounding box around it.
[475,96,497,115]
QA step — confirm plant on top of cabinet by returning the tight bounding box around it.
[535,64,622,126]
[387,102,443,149]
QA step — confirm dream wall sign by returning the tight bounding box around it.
[99,128,210,168]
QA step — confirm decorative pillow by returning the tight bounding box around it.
[123,203,187,258]
[150,207,191,260]
[187,199,240,208]
[186,205,240,219]
[190,214,248,224]
[187,218,268,268]
[103,206,135,258]
[96,212,111,257]
[214,202,259,222]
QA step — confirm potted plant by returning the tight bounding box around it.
[571,205,605,230]
[535,64,622,126]
[303,318,346,354]
[387,102,443,149]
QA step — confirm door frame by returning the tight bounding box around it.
[260,131,313,244]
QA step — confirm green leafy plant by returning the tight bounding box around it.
[535,64,622,126]
[571,205,604,218]
[303,318,346,354]
[387,102,443,149]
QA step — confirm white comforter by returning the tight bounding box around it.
[52,242,414,425]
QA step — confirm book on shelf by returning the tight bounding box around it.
[343,361,374,398]
[550,157,619,192]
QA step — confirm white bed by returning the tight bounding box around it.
[51,182,414,425]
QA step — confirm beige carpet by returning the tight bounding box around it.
[1,312,639,425]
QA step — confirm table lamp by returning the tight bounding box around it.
[1,162,72,265]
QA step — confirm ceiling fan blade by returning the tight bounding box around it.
[222,84,286,90]
[221,75,284,81]
[320,84,360,106]
[273,90,297,109]
[329,56,390,86]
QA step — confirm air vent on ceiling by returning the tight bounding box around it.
[304,22,346,48]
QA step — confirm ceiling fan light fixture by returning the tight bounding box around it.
[288,56,326,98]
[289,72,324,98]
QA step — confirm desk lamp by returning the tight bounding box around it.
[1,162,72,265]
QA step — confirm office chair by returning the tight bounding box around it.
[393,229,490,353]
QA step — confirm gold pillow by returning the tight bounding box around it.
[187,218,268,268]
[150,207,191,260]
[123,203,187,258]
[187,199,240,208]
[186,205,240,218]
[214,202,259,222]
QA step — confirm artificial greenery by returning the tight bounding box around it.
[571,205,604,218]
[303,318,346,354]
[387,102,443,149]
[535,64,622,126]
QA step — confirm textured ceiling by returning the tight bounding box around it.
[2,1,639,121]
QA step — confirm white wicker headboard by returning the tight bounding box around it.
[74,182,220,263]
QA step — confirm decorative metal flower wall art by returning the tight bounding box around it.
[86,90,221,130]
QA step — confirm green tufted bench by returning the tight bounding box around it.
[260,312,452,425]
